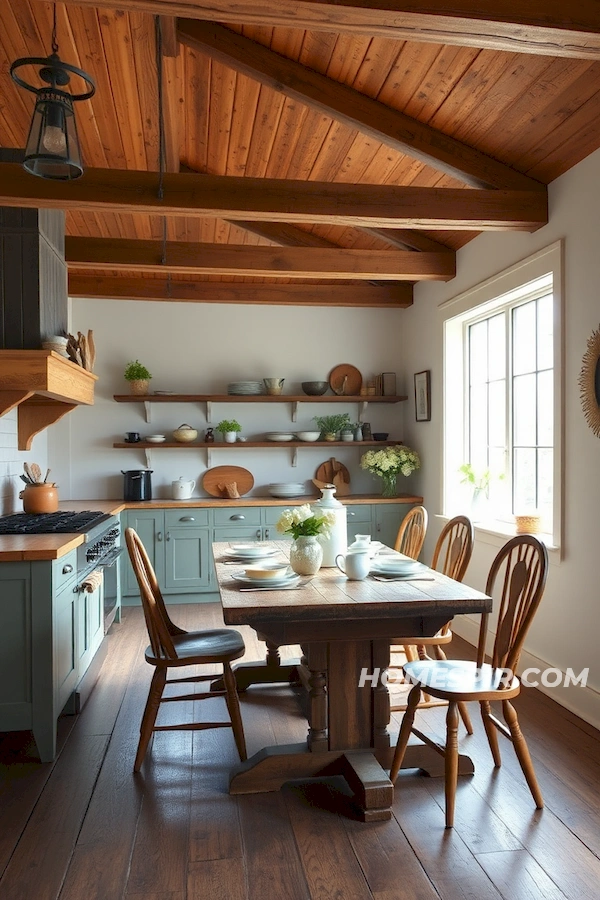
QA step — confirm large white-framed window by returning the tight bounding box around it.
[442,242,563,548]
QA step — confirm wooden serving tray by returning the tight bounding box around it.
[202,465,254,498]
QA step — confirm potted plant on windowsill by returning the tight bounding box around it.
[459,463,504,520]
[313,413,352,441]
[124,359,152,395]
[216,419,242,443]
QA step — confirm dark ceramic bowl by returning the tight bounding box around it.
[373,432,389,441]
[302,381,329,396]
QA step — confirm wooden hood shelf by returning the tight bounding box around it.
[0,350,97,450]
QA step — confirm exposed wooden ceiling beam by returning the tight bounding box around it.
[178,20,542,192]
[0,164,548,231]
[68,276,413,308]
[228,221,341,248]
[33,1,600,60]
[359,227,452,253]
[159,16,179,57]
[64,237,456,280]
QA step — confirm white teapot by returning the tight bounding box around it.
[172,476,196,500]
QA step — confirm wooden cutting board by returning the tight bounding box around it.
[202,466,254,498]
[315,457,351,496]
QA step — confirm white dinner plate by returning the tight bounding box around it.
[224,545,279,560]
[232,572,301,588]
[370,558,422,576]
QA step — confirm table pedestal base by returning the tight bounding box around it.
[229,741,475,821]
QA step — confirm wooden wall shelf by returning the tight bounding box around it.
[113,393,407,423]
[0,351,97,449]
[113,439,396,468]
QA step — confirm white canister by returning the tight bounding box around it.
[312,484,347,567]
[172,476,196,500]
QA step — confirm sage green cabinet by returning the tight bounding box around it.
[122,509,211,596]
[0,550,104,763]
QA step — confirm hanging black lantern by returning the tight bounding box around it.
[10,16,95,181]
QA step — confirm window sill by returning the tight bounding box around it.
[436,515,562,562]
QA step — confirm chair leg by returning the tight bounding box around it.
[390,683,421,781]
[134,667,167,772]
[480,700,502,767]
[445,701,459,828]
[403,644,418,663]
[222,661,247,762]
[503,699,544,808]
[458,701,474,735]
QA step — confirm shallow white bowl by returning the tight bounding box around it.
[244,563,291,580]
[146,435,166,443]
[296,431,321,441]
[265,433,295,441]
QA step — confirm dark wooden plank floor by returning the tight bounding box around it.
[1,603,599,900]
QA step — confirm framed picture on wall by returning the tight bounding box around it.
[414,370,431,421]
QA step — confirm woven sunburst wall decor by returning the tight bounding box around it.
[578,325,600,437]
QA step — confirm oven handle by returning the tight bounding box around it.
[95,547,124,567]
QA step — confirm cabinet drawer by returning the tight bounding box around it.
[213,507,261,526]
[53,550,78,594]
[213,526,264,544]
[164,509,209,528]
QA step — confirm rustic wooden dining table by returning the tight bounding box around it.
[213,541,492,821]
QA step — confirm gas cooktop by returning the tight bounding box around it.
[0,511,113,536]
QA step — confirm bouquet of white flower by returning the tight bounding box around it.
[276,503,336,539]
[361,445,420,496]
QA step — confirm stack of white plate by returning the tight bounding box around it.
[265,432,295,441]
[268,482,306,498]
[370,555,422,576]
[227,381,264,395]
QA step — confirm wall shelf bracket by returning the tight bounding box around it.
[143,401,152,423]
[292,402,298,423]
[359,401,369,422]
[206,401,212,423]
[292,447,298,467]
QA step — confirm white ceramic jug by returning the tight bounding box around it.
[172,476,196,500]
[312,484,347,567]
[335,548,371,581]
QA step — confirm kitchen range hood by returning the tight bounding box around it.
[0,349,96,449]
[0,206,96,447]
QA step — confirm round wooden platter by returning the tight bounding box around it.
[202,465,254,498]
[315,457,351,496]
[329,363,362,396]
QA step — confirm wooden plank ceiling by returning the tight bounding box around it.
[1,2,600,306]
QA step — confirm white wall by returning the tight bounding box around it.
[53,302,413,500]
[401,147,600,728]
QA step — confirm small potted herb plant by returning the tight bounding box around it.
[124,359,152,395]
[313,413,352,441]
[216,419,242,443]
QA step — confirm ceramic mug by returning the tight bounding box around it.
[335,549,371,581]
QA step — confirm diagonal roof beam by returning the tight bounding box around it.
[64,237,456,280]
[0,164,548,231]
[68,276,414,307]
[359,227,452,253]
[34,1,600,60]
[178,20,542,192]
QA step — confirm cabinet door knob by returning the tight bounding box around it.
[62,563,74,574]
[166,531,171,541]
[348,511,356,517]
[230,514,245,521]
[157,531,163,542]
[256,529,261,539]
[264,528,270,539]
[180,516,195,522]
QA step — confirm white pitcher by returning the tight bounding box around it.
[172,476,196,500]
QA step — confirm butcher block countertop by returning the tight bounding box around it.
[0,493,422,561]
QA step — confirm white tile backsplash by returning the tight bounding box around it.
[0,409,48,515]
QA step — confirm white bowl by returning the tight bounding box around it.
[296,431,321,441]
[244,563,291,580]
[146,435,166,443]
[265,433,295,441]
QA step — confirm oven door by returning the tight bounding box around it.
[97,547,123,631]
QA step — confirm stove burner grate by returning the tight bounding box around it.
[0,511,112,535]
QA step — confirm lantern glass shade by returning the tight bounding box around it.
[23,88,83,180]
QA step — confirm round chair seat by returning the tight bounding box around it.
[403,659,521,701]
[145,627,246,666]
